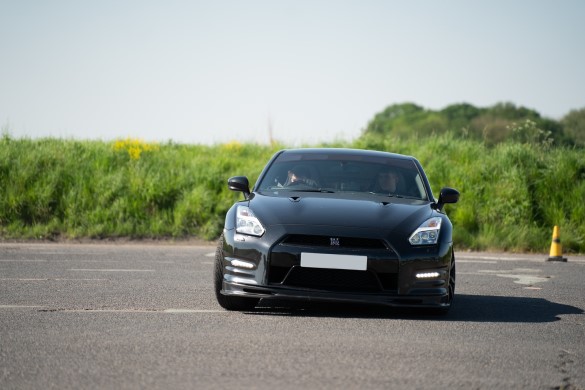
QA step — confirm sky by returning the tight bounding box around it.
[1,0,584,146]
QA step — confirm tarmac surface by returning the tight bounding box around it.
[1,243,584,389]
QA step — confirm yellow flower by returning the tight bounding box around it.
[113,138,159,160]
[221,140,242,153]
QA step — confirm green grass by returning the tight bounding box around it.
[1,134,584,253]
[355,132,585,253]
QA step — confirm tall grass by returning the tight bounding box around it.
[356,133,585,252]
[0,136,280,240]
[1,134,584,253]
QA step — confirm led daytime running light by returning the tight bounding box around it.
[416,272,440,279]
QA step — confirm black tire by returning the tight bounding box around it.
[214,234,260,311]
[430,254,455,315]
[447,259,456,305]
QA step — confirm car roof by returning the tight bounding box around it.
[278,148,416,161]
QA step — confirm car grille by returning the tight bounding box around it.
[268,233,399,292]
[281,234,388,250]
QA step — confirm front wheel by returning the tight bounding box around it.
[214,234,260,311]
[431,254,455,315]
[447,258,456,305]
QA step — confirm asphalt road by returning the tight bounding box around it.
[1,243,584,390]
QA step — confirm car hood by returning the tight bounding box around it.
[249,192,433,233]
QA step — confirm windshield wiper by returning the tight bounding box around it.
[289,188,336,193]
[368,192,403,198]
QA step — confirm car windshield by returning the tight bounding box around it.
[256,151,429,200]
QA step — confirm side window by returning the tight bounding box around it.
[412,174,426,199]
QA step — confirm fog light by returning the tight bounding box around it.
[231,259,255,269]
[416,272,440,279]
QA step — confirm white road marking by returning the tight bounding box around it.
[0,305,45,309]
[457,254,585,263]
[205,252,215,257]
[457,255,532,261]
[0,259,120,263]
[0,305,224,313]
[68,269,155,272]
[163,309,223,313]
[457,260,498,264]
[485,273,550,285]
[0,259,48,262]
[70,260,120,263]
[473,268,552,285]
[57,309,224,313]
[0,278,107,281]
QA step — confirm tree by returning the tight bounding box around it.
[361,101,576,146]
[440,103,482,131]
[364,103,425,136]
[561,108,585,147]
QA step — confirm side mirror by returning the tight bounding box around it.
[434,187,459,211]
[228,176,251,199]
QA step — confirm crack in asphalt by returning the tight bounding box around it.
[550,350,583,390]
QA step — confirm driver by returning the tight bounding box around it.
[285,165,317,187]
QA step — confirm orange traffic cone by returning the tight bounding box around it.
[547,225,567,262]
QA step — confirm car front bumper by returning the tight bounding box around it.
[219,227,454,309]
[221,278,451,308]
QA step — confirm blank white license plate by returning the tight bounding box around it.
[300,253,367,271]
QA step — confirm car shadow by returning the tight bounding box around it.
[247,294,583,323]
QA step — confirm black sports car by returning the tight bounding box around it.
[214,148,459,312]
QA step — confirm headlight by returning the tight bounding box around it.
[235,205,265,236]
[409,217,442,245]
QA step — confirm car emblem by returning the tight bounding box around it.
[330,237,340,246]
